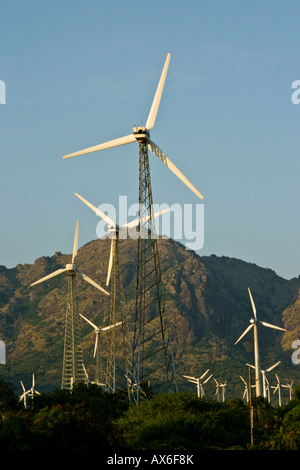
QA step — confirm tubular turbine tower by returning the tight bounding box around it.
[63,53,204,403]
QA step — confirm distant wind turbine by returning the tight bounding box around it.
[271,374,283,406]
[80,312,122,389]
[30,220,110,389]
[19,374,41,408]
[282,380,294,401]
[213,378,227,402]
[246,360,281,401]
[235,288,286,397]
[182,369,213,398]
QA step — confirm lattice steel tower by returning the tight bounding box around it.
[105,233,131,396]
[129,137,178,404]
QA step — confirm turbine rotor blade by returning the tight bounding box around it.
[266,361,281,373]
[200,369,210,380]
[30,268,68,287]
[76,268,110,296]
[182,375,196,381]
[203,373,213,384]
[93,333,99,358]
[79,313,98,330]
[260,320,286,332]
[235,323,254,345]
[63,134,136,159]
[248,287,257,319]
[72,220,79,263]
[148,139,204,200]
[146,53,171,131]
[124,207,170,229]
[100,321,123,332]
[106,239,115,286]
[75,193,116,227]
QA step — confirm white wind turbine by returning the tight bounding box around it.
[80,312,122,388]
[182,369,213,398]
[282,380,294,401]
[74,192,169,286]
[30,220,110,389]
[19,374,41,408]
[214,378,227,402]
[240,376,249,403]
[62,53,203,201]
[246,360,281,401]
[30,220,109,295]
[272,374,283,406]
[235,287,286,397]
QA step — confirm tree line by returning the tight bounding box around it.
[0,376,299,450]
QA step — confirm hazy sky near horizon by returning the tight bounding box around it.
[1,0,299,280]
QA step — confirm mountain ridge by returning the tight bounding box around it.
[0,237,299,400]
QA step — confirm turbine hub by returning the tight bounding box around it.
[133,126,150,141]
[66,263,76,271]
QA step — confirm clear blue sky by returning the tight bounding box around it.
[1,0,299,280]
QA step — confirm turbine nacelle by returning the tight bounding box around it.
[66,263,76,271]
[133,126,150,140]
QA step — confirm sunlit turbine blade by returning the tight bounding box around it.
[93,333,98,358]
[260,320,286,332]
[146,53,171,131]
[200,369,210,380]
[182,375,196,381]
[124,207,170,229]
[246,363,255,370]
[79,312,98,330]
[100,321,123,332]
[203,373,213,384]
[266,361,281,373]
[106,239,114,286]
[20,381,26,393]
[247,287,257,319]
[30,268,68,287]
[32,373,35,388]
[76,268,110,296]
[72,220,79,263]
[63,134,136,159]
[234,323,254,345]
[75,193,116,227]
[148,139,204,200]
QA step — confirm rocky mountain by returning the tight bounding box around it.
[0,237,299,401]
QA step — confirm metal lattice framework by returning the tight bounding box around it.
[105,234,131,396]
[61,271,86,389]
[130,140,177,404]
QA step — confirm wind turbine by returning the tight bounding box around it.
[272,374,283,406]
[80,312,122,389]
[183,369,213,398]
[62,53,203,202]
[63,53,204,403]
[75,192,169,395]
[235,287,286,397]
[240,376,249,403]
[19,374,41,408]
[246,360,281,401]
[213,378,227,402]
[282,380,294,401]
[30,220,110,390]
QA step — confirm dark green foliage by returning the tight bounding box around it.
[0,377,299,450]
